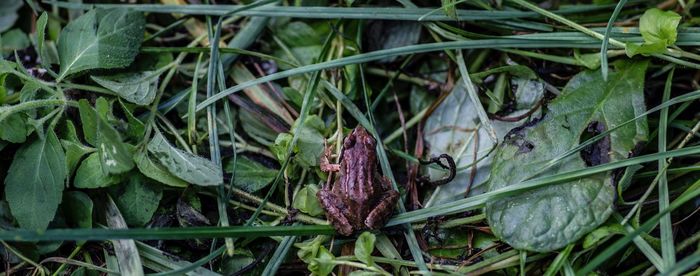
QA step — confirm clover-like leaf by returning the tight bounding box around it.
[354,231,376,266]
[484,60,649,252]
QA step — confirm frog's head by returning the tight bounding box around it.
[352,126,376,149]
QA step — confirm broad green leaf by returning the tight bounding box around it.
[639,8,681,46]
[73,153,122,188]
[354,231,376,266]
[109,174,162,227]
[147,131,222,186]
[273,21,324,68]
[60,120,95,178]
[0,112,28,143]
[4,130,66,231]
[484,60,649,252]
[292,184,323,216]
[225,156,277,193]
[134,150,188,188]
[62,191,93,229]
[57,8,145,81]
[91,71,159,105]
[0,0,22,33]
[0,29,30,57]
[78,99,134,174]
[291,115,325,168]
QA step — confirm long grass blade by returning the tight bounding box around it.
[577,179,700,275]
[658,68,676,269]
[45,1,628,20]
[600,0,627,80]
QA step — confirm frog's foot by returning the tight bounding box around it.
[365,189,400,230]
[320,141,341,172]
[317,190,354,236]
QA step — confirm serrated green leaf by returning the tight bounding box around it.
[91,71,158,105]
[354,231,376,266]
[133,150,188,188]
[73,153,122,188]
[109,174,162,227]
[147,131,222,186]
[484,60,649,252]
[225,156,277,193]
[4,130,66,231]
[57,8,145,81]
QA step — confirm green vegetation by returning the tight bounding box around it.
[0,0,699,275]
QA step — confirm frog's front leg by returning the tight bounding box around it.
[317,189,355,236]
[365,178,400,229]
[320,141,340,172]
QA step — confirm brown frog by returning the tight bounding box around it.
[317,126,400,236]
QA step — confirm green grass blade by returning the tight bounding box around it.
[543,244,574,276]
[45,1,627,21]
[600,0,627,80]
[658,68,676,269]
[261,235,297,276]
[0,225,335,241]
[660,253,700,276]
[577,179,700,275]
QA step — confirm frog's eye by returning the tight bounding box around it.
[344,136,355,148]
[364,136,375,147]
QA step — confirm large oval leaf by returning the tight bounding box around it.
[147,132,222,186]
[4,130,66,231]
[484,60,649,252]
[57,8,145,81]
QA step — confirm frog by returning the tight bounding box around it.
[317,126,400,236]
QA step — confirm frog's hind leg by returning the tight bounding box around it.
[365,182,399,229]
[317,190,354,236]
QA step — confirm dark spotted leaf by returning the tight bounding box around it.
[484,60,649,252]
